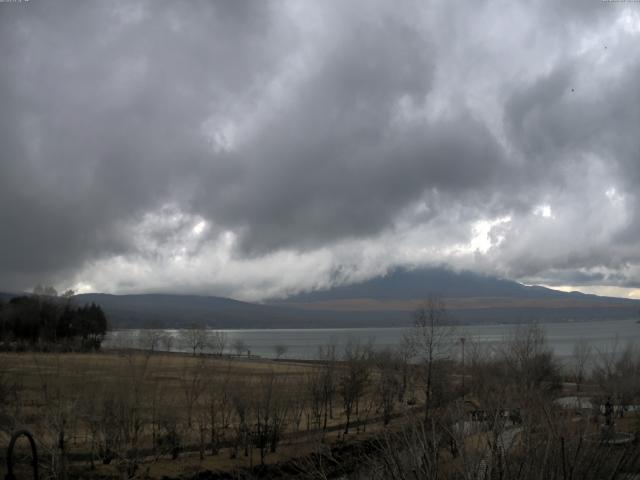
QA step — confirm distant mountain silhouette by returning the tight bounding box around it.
[0,292,17,302]
[72,293,306,329]
[1,268,638,328]
[274,267,581,302]
[268,267,640,324]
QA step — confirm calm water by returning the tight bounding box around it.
[104,318,640,363]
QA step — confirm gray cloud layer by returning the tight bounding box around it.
[1,0,639,298]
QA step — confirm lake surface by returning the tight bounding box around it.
[104,318,640,364]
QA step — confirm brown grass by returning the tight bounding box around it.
[0,350,401,479]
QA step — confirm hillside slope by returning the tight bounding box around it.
[2,268,638,328]
[269,267,640,323]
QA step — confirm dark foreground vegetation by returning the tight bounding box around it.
[0,290,107,352]
[1,299,640,479]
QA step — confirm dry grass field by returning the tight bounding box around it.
[0,350,411,479]
[2,324,640,480]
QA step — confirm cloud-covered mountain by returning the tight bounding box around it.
[269,267,640,324]
[1,2,640,300]
[0,268,624,329]
[273,267,567,301]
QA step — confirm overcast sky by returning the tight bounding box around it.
[1,0,640,300]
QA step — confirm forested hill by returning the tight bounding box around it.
[0,294,108,350]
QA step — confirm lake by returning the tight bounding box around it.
[104,318,640,365]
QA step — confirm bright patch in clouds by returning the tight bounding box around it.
[533,204,553,219]
[618,9,640,35]
[192,220,207,236]
[605,187,624,206]
[548,284,640,300]
[444,216,512,256]
[469,218,510,254]
[71,282,94,294]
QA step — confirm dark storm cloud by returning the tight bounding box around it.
[0,0,639,296]
[203,114,507,253]
[0,0,279,288]
[499,33,640,282]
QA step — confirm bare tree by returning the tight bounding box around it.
[229,380,252,459]
[339,340,371,434]
[0,361,22,435]
[160,332,174,352]
[318,342,337,428]
[307,371,325,430]
[141,329,163,353]
[180,325,208,356]
[156,401,183,460]
[34,353,77,480]
[252,371,290,464]
[88,351,152,478]
[363,421,442,480]
[394,336,413,405]
[571,338,592,392]
[209,330,228,356]
[78,388,102,470]
[232,338,248,357]
[204,364,234,455]
[501,324,561,395]
[288,378,308,433]
[179,357,206,428]
[373,349,400,426]
[593,342,640,419]
[273,344,287,359]
[406,296,454,423]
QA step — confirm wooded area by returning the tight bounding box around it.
[0,294,107,351]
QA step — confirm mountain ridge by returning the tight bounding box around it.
[270,267,616,303]
[1,267,638,328]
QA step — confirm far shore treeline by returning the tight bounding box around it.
[0,290,108,351]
